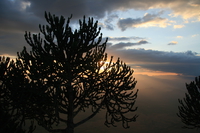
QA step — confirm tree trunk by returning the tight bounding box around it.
[66,76,74,133]
[66,106,74,133]
[66,126,74,133]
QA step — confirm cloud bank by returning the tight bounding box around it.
[1,0,200,32]
[106,36,146,41]
[108,40,149,49]
[106,47,200,76]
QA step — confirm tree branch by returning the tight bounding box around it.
[74,100,104,128]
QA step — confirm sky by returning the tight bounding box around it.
[0,0,200,132]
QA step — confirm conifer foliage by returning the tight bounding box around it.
[0,57,35,133]
[1,12,138,133]
[178,76,200,129]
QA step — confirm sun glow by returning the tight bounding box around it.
[99,61,109,70]
[99,60,114,73]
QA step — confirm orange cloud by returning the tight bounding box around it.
[173,25,185,29]
[168,41,178,45]
[176,36,183,38]
[133,68,180,77]
[135,71,179,76]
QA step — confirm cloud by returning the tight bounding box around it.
[108,40,149,49]
[103,14,119,30]
[106,48,200,76]
[1,0,200,24]
[117,12,173,31]
[173,25,185,29]
[168,0,200,21]
[176,36,183,39]
[99,14,119,30]
[20,1,31,11]
[99,23,114,30]
[106,36,146,41]
[168,41,178,45]
[0,0,199,33]
[0,0,41,33]
[192,34,199,37]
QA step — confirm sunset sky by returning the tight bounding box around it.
[0,0,200,132]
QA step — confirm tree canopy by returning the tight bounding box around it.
[0,12,138,133]
[178,76,200,129]
[0,56,35,133]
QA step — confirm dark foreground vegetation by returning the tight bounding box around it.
[178,76,200,129]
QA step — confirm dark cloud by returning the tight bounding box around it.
[0,0,42,33]
[117,11,170,31]
[138,40,149,44]
[117,18,141,31]
[25,0,120,19]
[185,50,198,56]
[108,40,149,49]
[99,23,115,30]
[0,32,29,57]
[105,14,119,23]
[0,0,199,31]
[106,48,200,76]
[106,36,146,41]
[0,0,198,34]
[102,14,119,30]
[104,24,114,30]
[168,41,178,45]
[1,0,198,33]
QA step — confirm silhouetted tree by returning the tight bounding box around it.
[2,12,138,133]
[177,76,200,129]
[0,56,35,133]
